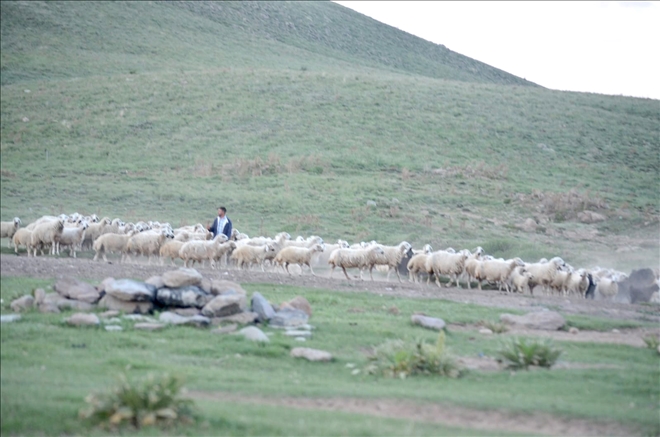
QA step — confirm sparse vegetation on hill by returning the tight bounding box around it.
[1,1,658,268]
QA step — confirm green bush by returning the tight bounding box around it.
[365,331,462,379]
[79,373,196,430]
[642,335,660,351]
[497,338,562,370]
[479,320,509,334]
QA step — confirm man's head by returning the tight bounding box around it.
[217,206,227,218]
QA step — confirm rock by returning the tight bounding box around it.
[650,292,660,305]
[54,277,101,303]
[101,318,122,324]
[500,311,565,331]
[155,286,211,308]
[569,327,579,334]
[270,309,309,328]
[1,314,21,323]
[134,323,166,331]
[611,329,620,334]
[158,311,210,327]
[479,328,493,335]
[123,314,156,322]
[278,302,294,311]
[295,337,307,342]
[201,293,247,318]
[286,296,312,317]
[211,324,238,334]
[237,326,270,342]
[99,310,120,318]
[38,303,60,314]
[577,210,606,224]
[97,277,115,294]
[144,275,164,290]
[105,325,123,332]
[66,313,100,326]
[283,330,312,338]
[174,308,202,317]
[366,200,377,207]
[56,299,95,312]
[290,347,332,362]
[105,279,156,302]
[199,277,212,294]
[210,280,247,296]
[10,295,34,312]
[286,324,314,331]
[212,312,258,325]
[252,292,275,322]
[520,218,537,232]
[411,314,446,331]
[161,268,203,288]
[388,306,400,315]
[33,288,46,305]
[98,294,153,314]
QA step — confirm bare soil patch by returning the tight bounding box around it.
[187,390,639,436]
[449,324,660,348]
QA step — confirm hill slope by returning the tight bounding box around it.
[1,1,658,271]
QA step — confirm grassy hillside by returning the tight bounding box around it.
[1,1,658,270]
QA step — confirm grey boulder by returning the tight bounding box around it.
[290,347,332,362]
[54,277,101,303]
[98,294,153,314]
[10,295,34,312]
[210,279,247,296]
[237,326,270,343]
[66,313,100,326]
[251,292,275,322]
[411,314,446,331]
[201,293,247,318]
[158,311,210,327]
[105,279,156,302]
[155,286,211,308]
[270,309,309,328]
[161,268,203,288]
[1,314,22,323]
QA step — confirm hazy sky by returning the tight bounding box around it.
[334,1,660,100]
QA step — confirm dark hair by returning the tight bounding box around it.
[218,206,227,213]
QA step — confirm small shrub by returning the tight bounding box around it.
[479,320,509,334]
[365,331,462,379]
[497,338,562,370]
[642,335,660,350]
[79,373,196,430]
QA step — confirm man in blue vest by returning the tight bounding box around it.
[208,206,232,240]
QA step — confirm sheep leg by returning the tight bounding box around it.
[341,266,352,280]
[285,263,292,276]
[308,263,316,277]
[395,267,402,283]
[434,269,442,288]
[369,266,375,281]
[329,265,336,279]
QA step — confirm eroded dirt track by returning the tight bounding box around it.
[2,254,658,323]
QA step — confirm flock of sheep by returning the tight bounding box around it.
[1,213,633,300]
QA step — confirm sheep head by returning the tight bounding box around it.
[13,217,21,226]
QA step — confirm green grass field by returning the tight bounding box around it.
[1,2,659,435]
[1,277,659,436]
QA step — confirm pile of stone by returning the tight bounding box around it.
[6,268,314,336]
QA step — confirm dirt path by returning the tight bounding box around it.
[2,254,658,324]
[187,390,639,436]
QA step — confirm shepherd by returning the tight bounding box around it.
[208,206,232,241]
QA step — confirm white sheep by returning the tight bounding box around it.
[371,241,412,282]
[424,249,470,288]
[30,219,65,256]
[12,228,33,256]
[81,217,112,250]
[524,257,566,295]
[474,257,525,292]
[25,216,59,231]
[93,231,138,262]
[273,244,325,276]
[406,245,433,283]
[230,243,277,271]
[125,228,175,264]
[1,217,21,247]
[178,236,231,268]
[328,246,386,281]
[463,247,486,289]
[595,277,619,300]
[58,221,89,258]
[211,241,237,269]
[508,266,535,294]
[159,240,186,266]
[565,269,590,298]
